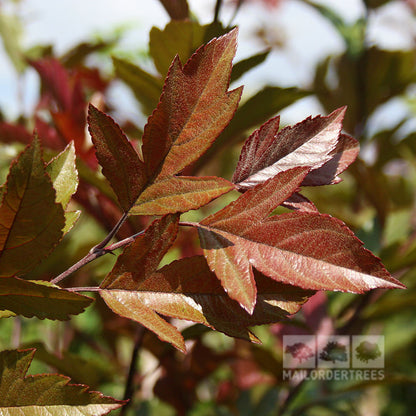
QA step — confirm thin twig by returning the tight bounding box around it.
[213,0,222,23]
[90,212,129,253]
[51,229,145,285]
[66,286,102,292]
[178,221,197,228]
[120,325,146,416]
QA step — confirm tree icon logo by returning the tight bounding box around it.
[352,336,384,368]
[283,336,316,368]
[285,342,315,363]
[355,340,382,363]
[319,341,348,364]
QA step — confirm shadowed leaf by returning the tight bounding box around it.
[101,214,179,290]
[0,139,65,277]
[0,277,93,320]
[231,50,270,83]
[149,20,205,76]
[100,211,313,350]
[100,214,185,350]
[159,0,189,20]
[113,56,162,115]
[102,256,313,349]
[88,105,146,211]
[0,349,124,415]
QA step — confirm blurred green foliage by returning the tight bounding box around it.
[0,0,416,414]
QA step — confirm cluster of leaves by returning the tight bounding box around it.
[0,0,415,414]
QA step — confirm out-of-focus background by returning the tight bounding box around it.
[1,0,414,125]
[1,1,416,415]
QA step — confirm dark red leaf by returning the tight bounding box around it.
[88,105,147,211]
[232,107,347,190]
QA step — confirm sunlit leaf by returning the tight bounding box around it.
[197,168,404,312]
[0,139,65,277]
[302,133,359,186]
[130,176,234,215]
[142,28,242,180]
[46,142,78,208]
[0,349,124,415]
[0,277,93,320]
[0,12,26,73]
[100,213,312,350]
[232,108,347,189]
[19,342,113,389]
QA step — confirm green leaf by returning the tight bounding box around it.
[314,48,416,132]
[46,142,80,234]
[231,50,270,84]
[0,139,65,277]
[19,342,113,388]
[46,142,78,208]
[0,349,124,415]
[149,20,205,76]
[0,12,26,73]
[113,56,163,115]
[0,277,93,320]
[305,1,365,56]
[130,176,234,215]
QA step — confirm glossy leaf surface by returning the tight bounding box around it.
[233,107,348,189]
